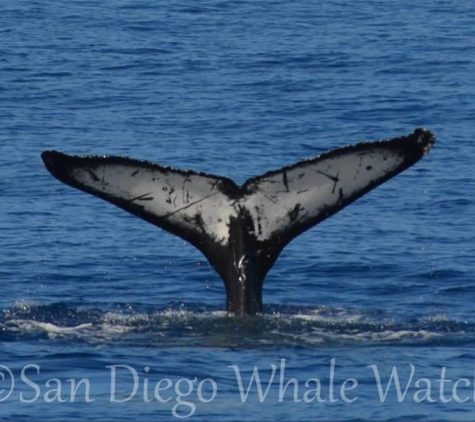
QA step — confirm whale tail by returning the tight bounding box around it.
[42,128,435,314]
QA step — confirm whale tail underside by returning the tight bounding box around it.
[42,128,435,313]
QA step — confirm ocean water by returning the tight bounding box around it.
[1,0,474,420]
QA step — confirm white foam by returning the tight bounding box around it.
[0,306,459,346]
[5,319,93,339]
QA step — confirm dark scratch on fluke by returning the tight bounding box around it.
[316,169,339,183]
[194,213,205,232]
[283,170,289,192]
[41,128,435,315]
[315,169,340,193]
[162,193,217,220]
[288,203,302,222]
[337,188,344,207]
[131,192,154,202]
[87,170,100,182]
[182,176,192,203]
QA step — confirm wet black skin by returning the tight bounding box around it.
[215,207,280,315]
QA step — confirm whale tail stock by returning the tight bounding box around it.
[41,129,435,314]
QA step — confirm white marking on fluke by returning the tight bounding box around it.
[42,128,435,314]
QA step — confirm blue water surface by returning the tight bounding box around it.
[1,0,475,420]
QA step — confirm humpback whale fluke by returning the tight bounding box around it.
[42,128,435,315]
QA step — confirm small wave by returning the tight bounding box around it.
[1,301,473,348]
